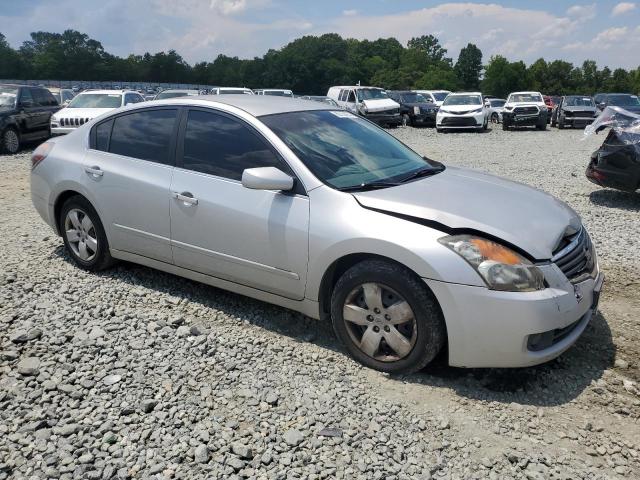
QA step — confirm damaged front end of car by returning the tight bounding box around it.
[584,106,640,192]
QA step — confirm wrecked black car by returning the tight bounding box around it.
[585,106,640,192]
[387,91,438,127]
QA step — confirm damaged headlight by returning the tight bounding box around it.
[439,235,545,292]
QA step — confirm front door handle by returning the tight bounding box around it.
[84,166,104,178]
[172,191,198,206]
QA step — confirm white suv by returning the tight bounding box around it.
[502,91,548,131]
[435,92,488,132]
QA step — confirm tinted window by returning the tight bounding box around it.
[95,119,113,152]
[347,91,356,102]
[62,91,74,102]
[109,109,177,164]
[19,88,34,105]
[33,88,57,106]
[182,109,284,180]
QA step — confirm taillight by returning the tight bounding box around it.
[31,142,54,170]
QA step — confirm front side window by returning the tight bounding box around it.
[564,96,595,107]
[109,109,178,164]
[19,88,34,106]
[182,109,285,180]
[68,93,123,109]
[443,95,482,106]
[261,110,439,190]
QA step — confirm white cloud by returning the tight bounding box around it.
[210,0,247,16]
[566,4,596,21]
[342,9,357,17]
[611,2,636,16]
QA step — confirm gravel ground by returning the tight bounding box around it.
[1,126,639,480]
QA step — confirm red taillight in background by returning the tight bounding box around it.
[31,142,54,170]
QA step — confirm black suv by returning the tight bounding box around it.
[594,93,640,114]
[0,84,60,154]
[387,91,438,127]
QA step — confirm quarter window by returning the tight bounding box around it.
[108,109,178,165]
[182,109,286,181]
[95,119,113,152]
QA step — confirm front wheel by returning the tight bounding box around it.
[491,112,499,124]
[59,195,115,272]
[401,114,411,127]
[1,128,20,154]
[502,120,510,131]
[331,260,446,374]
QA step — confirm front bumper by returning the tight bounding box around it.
[436,112,484,129]
[51,126,77,135]
[503,111,545,126]
[412,112,437,125]
[426,267,604,368]
[363,112,402,127]
[562,116,597,128]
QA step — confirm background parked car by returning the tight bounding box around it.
[436,92,488,132]
[414,90,451,107]
[255,89,294,98]
[543,95,556,123]
[551,95,598,129]
[502,91,547,131]
[486,98,506,123]
[594,93,640,114]
[51,90,144,135]
[300,95,340,107]
[47,87,75,106]
[327,86,401,127]
[0,84,60,154]
[387,90,438,127]
[153,89,200,100]
[210,87,254,95]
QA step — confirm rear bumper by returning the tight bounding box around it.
[426,270,604,368]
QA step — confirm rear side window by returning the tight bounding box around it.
[109,109,178,165]
[33,88,57,106]
[181,109,286,181]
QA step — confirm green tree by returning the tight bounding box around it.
[0,33,22,78]
[482,55,529,98]
[407,34,450,64]
[454,43,483,90]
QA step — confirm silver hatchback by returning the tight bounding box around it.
[31,96,604,373]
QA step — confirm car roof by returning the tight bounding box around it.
[0,83,43,89]
[159,89,199,93]
[509,91,542,95]
[78,90,130,95]
[150,95,332,117]
[448,92,482,96]
[330,86,384,90]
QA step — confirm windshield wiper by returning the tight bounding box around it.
[338,181,403,192]
[399,164,445,183]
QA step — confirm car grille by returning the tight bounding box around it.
[565,110,595,117]
[513,106,539,115]
[552,228,596,282]
[59,117,91,128]
[374,108,400,115]
[441,117,478,126]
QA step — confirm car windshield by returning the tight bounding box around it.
[565,96,595,107]
[356,89,388,101]
[260,110,441,190]
[490,100,506,107]
[432,92,449,101]
[509,93,543,103]
[401,93,428,103]
[263,91,293,97]
[155,91,191,99]
[607,94,640,106]
[68,93,122,108]
[0,87,18,108]
[443,95,482,106]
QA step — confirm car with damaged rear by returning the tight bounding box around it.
[31,95,603,374]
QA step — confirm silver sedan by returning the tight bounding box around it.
[30,96,603,373]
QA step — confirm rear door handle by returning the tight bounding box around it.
[172,191,198,206]
[84,166,104,178]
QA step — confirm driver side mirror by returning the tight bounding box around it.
[242,167,294,192]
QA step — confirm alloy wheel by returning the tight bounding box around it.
[342,282,417,362]
[64,208,98,262]
[4,130,19,154]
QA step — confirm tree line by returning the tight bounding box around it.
[1,30,639,98]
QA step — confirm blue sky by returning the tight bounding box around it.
[2,1,639,68]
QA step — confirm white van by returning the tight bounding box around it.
[327,86,401,127]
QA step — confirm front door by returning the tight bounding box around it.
[170,108,309,300]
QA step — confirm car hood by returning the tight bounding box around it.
[563,106,597,113]
[361,98,400,112]
[439,104,482,113]
[53,107,117,119]
[353,166,580,260]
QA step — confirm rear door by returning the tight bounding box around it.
[170,108,309,299]
[84,107,179,263]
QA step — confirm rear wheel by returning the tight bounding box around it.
[59,196,115,272]
[331,260,446,374]
[1,128,20,154]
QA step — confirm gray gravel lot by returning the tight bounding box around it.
[1,126,639,480]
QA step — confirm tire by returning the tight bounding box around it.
[1,127,20,154]
[401,114,411,127]
[558,117,565,129]
[502,120,510,131]
[436,127,444,133]
[482,116,488,130]
[59,195,115,272]
[491,112,499,124]
[330,259,446,374]
[536,115,547,131]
